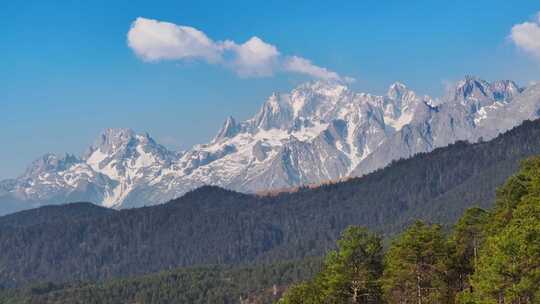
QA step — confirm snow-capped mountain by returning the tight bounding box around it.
[1,76,539,213]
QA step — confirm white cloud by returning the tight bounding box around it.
[127,17,347,81]
[222,37,280,77]
[283,56,340,80]
[127,17,221,62]
[510,12,540,60]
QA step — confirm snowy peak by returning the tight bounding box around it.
[81,128,178,208]
[246,81,351,137]
[381,82,422,131]
[85,128,144,173]
[252,93,293,130]
[387,82,410,100]
[453,76,492,101]
[84,128,175,181]
[213,116,239,142]
[386,82,419,108]
[85,128,137,157]
[22,153,81,178]
[289,81,349,120]
[490,80,522,101]
[451,76,521,104]
[294,80,348,99]
[85,128,173,163]
[3,76,539,213]
[249,81,350,133]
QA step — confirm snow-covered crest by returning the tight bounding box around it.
[2,77,539,212]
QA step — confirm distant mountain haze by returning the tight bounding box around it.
[1,77,539,214]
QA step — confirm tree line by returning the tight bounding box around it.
[280,156,540,304]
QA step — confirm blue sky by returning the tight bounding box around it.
[1,0,539,179]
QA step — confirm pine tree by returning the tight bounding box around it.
[320,226,384,303]
[449,207,488,293]
[382,221,451,304]
[467,157,540,304]
[280,226,383,304]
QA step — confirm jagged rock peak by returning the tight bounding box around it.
[453,76,491,100]
[23,153,81,178]
[387,82,408,98]
[213,116,239,142]
[82,128,176,167]
[490,80,522,100]
[387,81,417,103]
[450,76,522,102]
[293,80,349,99]
[252,93,293,130]
[85,128,136,155]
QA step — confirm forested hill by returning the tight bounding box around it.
[0,259,322,304]
[279,155,540,303]
[3,119,540,288]
[0,202,115,228]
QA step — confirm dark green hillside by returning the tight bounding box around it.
[280,156,540,304]
[7,152,540,304]
[2,119,540,288]
[0,259,321,304]
[0,202,115,229]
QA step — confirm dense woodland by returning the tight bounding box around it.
[2,154,540,303]
[1,119,540,289]
[281,156,540,303]
[0,259,321,304]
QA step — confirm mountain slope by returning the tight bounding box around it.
[0,77,538,212]
[2,118,540,288]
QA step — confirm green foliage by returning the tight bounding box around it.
[322,227,383,303]
[449,207,488,293]
[467,157,540,304]
[281,226,383,304]
[278,281,322,304]
[382,221,451,304]
[283,157,540,304]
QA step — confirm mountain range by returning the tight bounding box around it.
[1,76,539,213]
[3,118,540,287]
